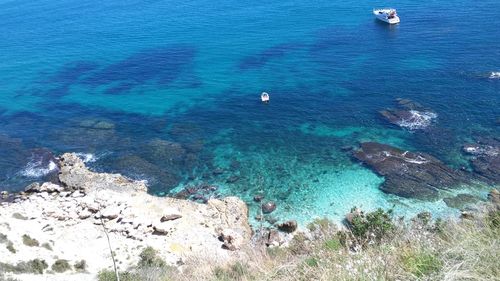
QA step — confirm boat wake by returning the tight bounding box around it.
[396,110,437,130]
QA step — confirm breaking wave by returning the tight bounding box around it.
[489,72,500,79]
[20,159,58,178]
[397,110,437,130]
[75,153,98,163]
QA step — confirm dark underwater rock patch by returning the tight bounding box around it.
[353,142,469,200]
[81,45,197,94]
[463,138,500,183]
[443,194,480,209]
[238,42,305,70]
[379,98,437,130]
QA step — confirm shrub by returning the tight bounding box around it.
[349,208,394,242]
[0,233,7,244]
[27,259,48,274]
[41,242,52,251]
[6,241,16,253]
[324,238,341,251]
[486,210,500,229]
[288,232,311,255]
[0,259,48,274]
[74,260,87,272]
[304,257,319,267]
[138,247,166,268]
[51,259,71,273]
[401,250,442,277]
[22,234,39,247]
[97,270,141,281]
[12,213,28,220]
[213,262,250,281]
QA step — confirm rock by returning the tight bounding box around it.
[219,229,244,251]
[79,119,115,130]
[253,194,264,202]
[226,175,239,183]
[265,228,281,247]
[277,220,297,233]
[262,201,276,214]
[78,209,92,220]
[488,189,500,206]
[153,222,172,235]
[58,153,148,193]
[380,99,436,130]
[100,206,121,220]
[345,208,362,225]
[40,182,64,193]
[353,142,469,200]
[416,211,432,223]
[460,211,474,220]
[160,208,182,222]
[463,139,500,183]
[25,182,41,193]
[212,168,224,175]
[142,139,186,167]
[443,194,479,209]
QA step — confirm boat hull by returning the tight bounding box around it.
[373,9,400,24]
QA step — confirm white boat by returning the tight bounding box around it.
[261,92,270,103]
[373,8,400,24]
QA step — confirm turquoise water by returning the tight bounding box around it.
[1,0,499,225]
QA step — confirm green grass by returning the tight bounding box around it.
[324,238,341,251]
[401,250,442,277]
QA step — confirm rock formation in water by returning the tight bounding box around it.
[379,98,437,130]
[0,153,251,280]
[353,142,469,200]
[463,138,500,183]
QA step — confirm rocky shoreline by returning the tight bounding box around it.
[0,153,255,280]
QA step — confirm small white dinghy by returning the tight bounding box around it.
[373,8,400,24]
[261,92,270,103]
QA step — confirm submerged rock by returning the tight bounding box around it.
[380,99,437,130]
[354,142,469,200]
[443,194,480,209]
[262,201,277,214]
[462,139,500,183]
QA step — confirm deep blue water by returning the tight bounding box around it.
[0,0,499,224]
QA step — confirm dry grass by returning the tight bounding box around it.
[98,204,499,281]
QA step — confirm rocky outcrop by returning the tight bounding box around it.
[0,153,251,279]
[380,99,437,130]
[354,142,469,200]
[462,138,500,183]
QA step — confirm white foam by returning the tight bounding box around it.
[489,72,500,79]
[75,153,98,163]
[397,110,437,130]
[20,160,58,178]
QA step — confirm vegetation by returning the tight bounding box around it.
[348,208,395,244]
[51,259,71,273]
[41,242,52,251]
[0,259,48,274]
[21,234,39,247]
[6,242,16,253]
[74,260,87,272]
[138,247,166,268]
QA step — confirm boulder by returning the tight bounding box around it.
[160,208,182,222]
[379,99,436,130]
[100,206,122,220]
[219,229,244,251]
[262,201,276,214]
[253,194,264,202]
[277,220,297,233]
[462,139,500,183]
[488,189,500,206]
[443,194,480,209]
[353,142,469,200]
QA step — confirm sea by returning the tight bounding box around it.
[0,0,499,226]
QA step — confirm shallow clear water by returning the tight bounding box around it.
[0,0,499,226]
